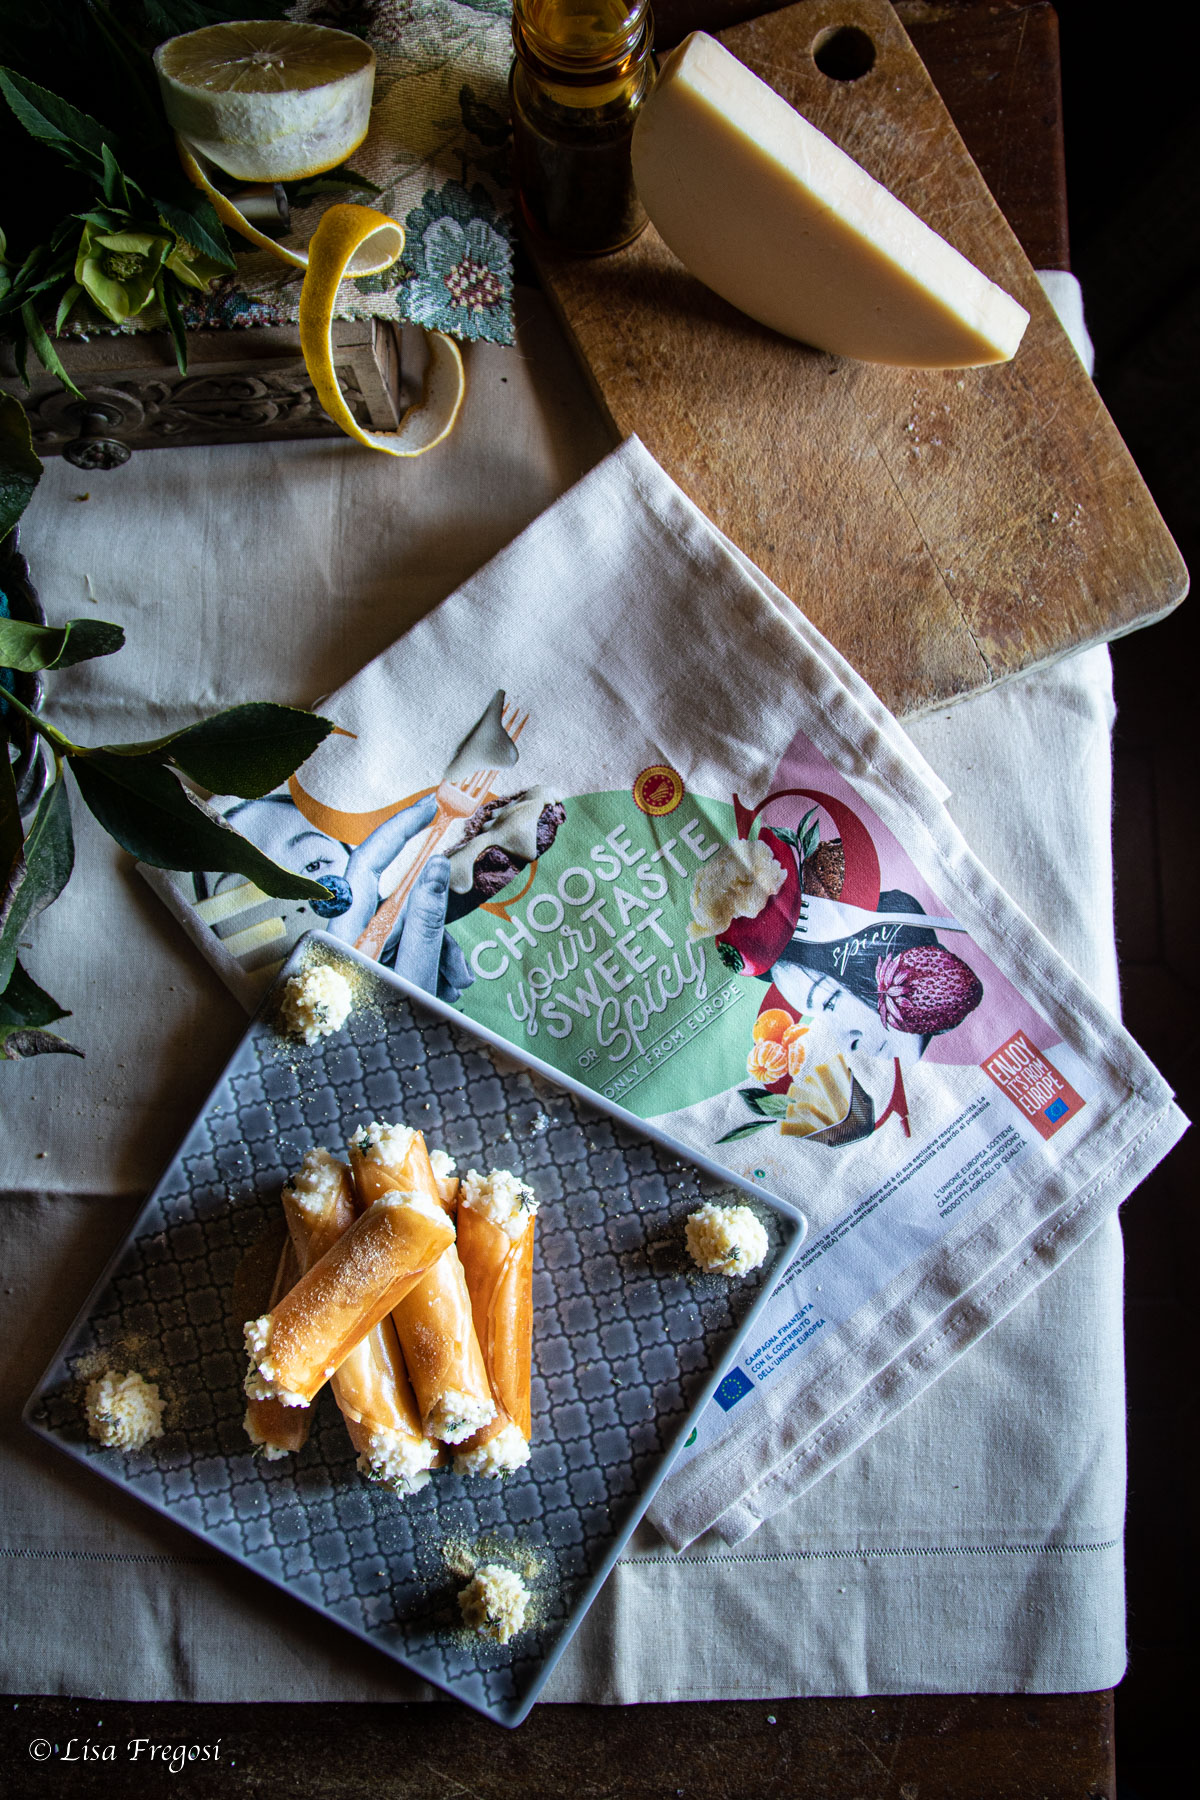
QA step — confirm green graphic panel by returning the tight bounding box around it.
[447,789,765,1118]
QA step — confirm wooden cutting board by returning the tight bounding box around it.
[528,0,1187,719]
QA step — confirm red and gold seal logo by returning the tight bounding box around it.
[632,764,684,816]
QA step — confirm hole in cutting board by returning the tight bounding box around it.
[812,25,876,81]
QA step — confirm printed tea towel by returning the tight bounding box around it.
[144,435,1186,1548]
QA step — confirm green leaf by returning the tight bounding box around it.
[100,141,133,212]
[0,616,124,673]
[75,208,126,234]
[742,1087,790,1119]
[100,702,334,798]
[9,322,30,387]
[0,772,74,993]
[156,274,188,377]
[0,67,112,170]
[55,282,83,334]
[286,168,382,205]
[69,750,332,899]
[20,302,84,399]
[0,745,23,927]
[0,392,42,538]
[0,960,80,1060]
[715,1118,777,1143]
[0,619,124,676]
[153,192,236,272]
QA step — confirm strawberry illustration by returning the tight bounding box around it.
[875,946,983,1035]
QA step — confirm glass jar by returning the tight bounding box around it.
[510,0,654,256]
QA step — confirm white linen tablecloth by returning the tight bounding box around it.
[0,281,1132,1699]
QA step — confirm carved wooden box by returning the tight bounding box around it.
[0,321,402,468]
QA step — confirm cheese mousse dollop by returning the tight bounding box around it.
[280,962,352,1044]
[458,1563,531,1643]
[631,32,1029,368]
[686,1201,769,1276]
[84,1370,165,1450]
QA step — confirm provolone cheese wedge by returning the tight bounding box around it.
[631,32,1029,368]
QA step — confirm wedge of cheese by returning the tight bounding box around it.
[630,32,1029,368]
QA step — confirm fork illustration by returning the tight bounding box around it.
[790,894,964,943]
[355,699,529,960]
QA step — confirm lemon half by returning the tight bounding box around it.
[155,21,376,182]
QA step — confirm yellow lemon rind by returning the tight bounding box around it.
[299,204,465,458]
[175,144,462,456]
[176,137,402,277]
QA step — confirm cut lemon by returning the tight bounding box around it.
[155,21,375,182]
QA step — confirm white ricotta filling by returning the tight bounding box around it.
[460,1168,538,1238]
[375,1187,449,1226]
[454,1421,531,1478]
[282,1145,347,1223]
[84,1370,165,1451]
[357,1427,439,1496]
[352,1119,417,1168]
[458,1564,530,1643]
[685,1201,769,1276]
[280,963,352,1043]
[427,1387,497,1445]
[242,1315,307,1407]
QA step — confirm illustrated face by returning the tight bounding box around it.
[209,801,350,896]
[770,965,922,1065]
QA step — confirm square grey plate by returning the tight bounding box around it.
[25,931,806,1726]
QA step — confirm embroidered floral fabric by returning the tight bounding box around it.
[162,1,515,345]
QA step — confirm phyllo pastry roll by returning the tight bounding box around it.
[389,1234,496,1446]
[429,1147,460,1212]
[243,1236,313,1460]
[243,1173,454,1409]
[334,1308,440,1495]
[351,1124,494,1445]
[277,1147,438,1494]
[454,1169,538,1477]
[351,1120,461,1215]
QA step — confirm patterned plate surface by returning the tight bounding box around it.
[26,932,805,1726]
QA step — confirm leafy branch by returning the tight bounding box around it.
[0,392,335,1059]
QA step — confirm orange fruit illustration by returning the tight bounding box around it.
[752,1008,793,1044]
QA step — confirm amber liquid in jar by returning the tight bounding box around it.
[511,0,653,256]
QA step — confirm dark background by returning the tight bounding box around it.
[1057,2,1199,1793]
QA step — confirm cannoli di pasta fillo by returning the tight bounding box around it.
[276,1146,438,1494]
[243,1178,454,1409]
[454,1169,538,1476]
[243,1235,313,1460]
[351,1122,495,1446]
